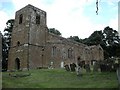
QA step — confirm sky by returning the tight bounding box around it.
[0,0,119,39]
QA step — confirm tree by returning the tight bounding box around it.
[2,19,14,71]
[48,28,61,36]
[103,26,120,46]
[82,26,120,59]
[102,26,120,58]
[68,36,81,42]
[2,36,8,71]
[83,30,104,46]
[4,19,14,47]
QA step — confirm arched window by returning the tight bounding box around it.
[19,14,23,24]
[52,46,56,57]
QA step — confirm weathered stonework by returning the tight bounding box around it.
[8,4,104,70]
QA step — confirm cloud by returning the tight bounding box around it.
[11,0,96,38]
[0,11,9,34]
[108,17,118,30]
[4,0,117,38]
[45,0,97,38]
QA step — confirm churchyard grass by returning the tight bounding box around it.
[2,69,118,88]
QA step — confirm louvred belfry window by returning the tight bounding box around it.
[36,15,40,24]
[19,14,23,24]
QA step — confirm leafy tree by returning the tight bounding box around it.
[103,26,120,46]
[102,26,120,58]
[4,19,14,47]
[48,28,61,36]
[83,30,104,46]
[2,36,8,71]
[2,19,14,71]
[116,44,120,57]
[82,26,120,59]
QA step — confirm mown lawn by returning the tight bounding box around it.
[2,69,118,88]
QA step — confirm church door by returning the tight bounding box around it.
[15,58,20,70]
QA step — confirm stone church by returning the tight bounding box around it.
[8,4,104,71]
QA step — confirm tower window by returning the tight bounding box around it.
[36,15,40,24]
[19,14,23,24]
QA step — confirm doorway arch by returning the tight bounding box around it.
[15,58,20,70]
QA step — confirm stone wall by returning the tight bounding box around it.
[90,45,104,61]
[45,32,103,68]
[8,45,28,70]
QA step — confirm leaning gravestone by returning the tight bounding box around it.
[85,64,91,72]
[70,63,76,72]
[64,64,70,71]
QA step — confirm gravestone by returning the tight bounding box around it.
[70,63,76,72]
[61,61,64,68]
[64,64,70,71]
[85,64,91,72]
[100,63,106,72]
[76,65,82,76]
[93,61,99,72]
[114,63,119,71]
[49,62,54,69]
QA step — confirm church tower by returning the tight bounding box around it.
[8,4,47,70]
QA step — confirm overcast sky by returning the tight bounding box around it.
[0,0,119,39]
